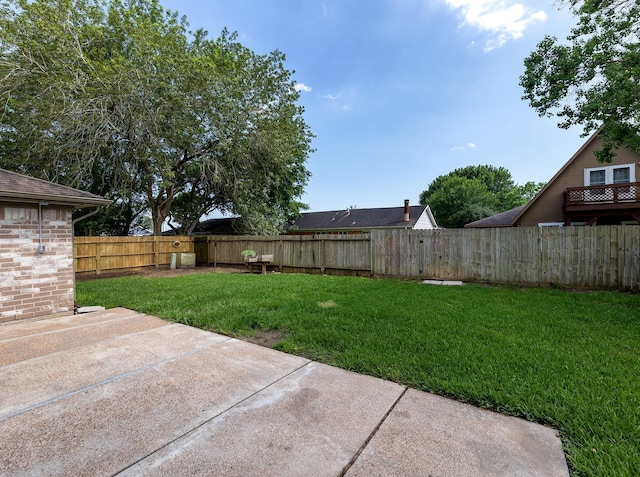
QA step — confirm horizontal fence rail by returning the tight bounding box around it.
[75,226,640,289]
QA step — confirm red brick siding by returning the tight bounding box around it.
[0,205,74,322]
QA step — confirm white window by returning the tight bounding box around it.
[613,167,630,184]
[538,222,564,227]
[589,169,606,186]
[584,164,635,186]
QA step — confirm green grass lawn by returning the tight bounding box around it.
[76,272,640,476]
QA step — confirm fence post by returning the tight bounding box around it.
[369,230,377,277]
[154,236,159,269]
[95,240,101,277]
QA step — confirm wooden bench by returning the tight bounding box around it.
[245,254,273,274]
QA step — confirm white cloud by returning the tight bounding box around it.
[294,83,312,93]
[322,91,355,112]
[451,142,477,151]
[445,0,547,51]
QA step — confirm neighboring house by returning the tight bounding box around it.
[0,169,111,322]
[177,201,438,236]
[466,131,640,228]
[289,200,438,234]
[163,217,239,236]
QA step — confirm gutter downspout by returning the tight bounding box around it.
[72,207,102,226]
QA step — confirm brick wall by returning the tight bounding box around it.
[0,204,75,322]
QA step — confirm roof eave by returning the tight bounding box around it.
[291,224,418,233]
[0,191,112,208]
[465,223,514,228]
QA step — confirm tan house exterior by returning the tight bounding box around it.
[467,131,640,228]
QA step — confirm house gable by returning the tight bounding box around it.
[514,132,640,226]
[467,132,640,228]
[413,205,438,230]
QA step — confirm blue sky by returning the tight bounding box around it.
[162,0,584,213]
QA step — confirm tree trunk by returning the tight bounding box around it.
[152,211,163,236]
[150,196,174,236]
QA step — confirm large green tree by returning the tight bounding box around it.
[419,165,544,228]
[0,0,312,235]
[520,0,640,162]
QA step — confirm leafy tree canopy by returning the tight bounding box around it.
[0,0,313,235]
[520,0,640,162]
[419,165,544,228]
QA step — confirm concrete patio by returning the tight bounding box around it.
[0,308,569,476]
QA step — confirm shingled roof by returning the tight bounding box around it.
[291,204,433,232]
[464,205,526,228]
[193,217,239,235]
[0,169,111,208]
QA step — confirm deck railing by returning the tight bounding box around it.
[564,182,640,205]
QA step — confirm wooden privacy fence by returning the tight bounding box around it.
[194,226,640,289]
[74,236,193,277]
[194,234,371,275]
[371,227,640,289]
[75,226,640,289]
